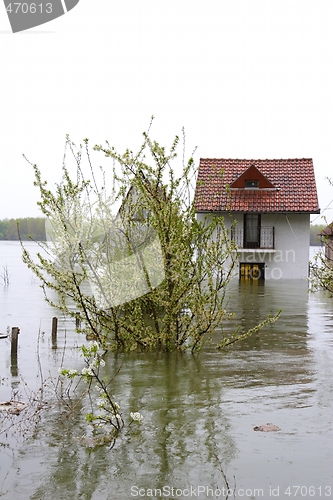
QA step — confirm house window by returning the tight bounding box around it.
[245,180,259,189]
[244,214,261,248]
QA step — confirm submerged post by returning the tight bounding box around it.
[75,313,81,330]
[11,327,19,355]
[52,317,58,345]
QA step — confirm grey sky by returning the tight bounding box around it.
[1,0,333,223]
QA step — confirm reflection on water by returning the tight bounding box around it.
[0,242,333,499]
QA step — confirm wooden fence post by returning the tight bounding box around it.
[11,327,19,356]
[52,317,58,346]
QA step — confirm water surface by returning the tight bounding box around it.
[0,242,332,499]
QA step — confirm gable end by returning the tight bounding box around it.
[230,164,275,189]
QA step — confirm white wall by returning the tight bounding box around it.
[196,212,310,280]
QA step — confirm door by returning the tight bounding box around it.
[244,214,261,248]
[240,263,265,280]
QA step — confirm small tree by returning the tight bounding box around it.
[311,227,333,296]
[22,124,279,352]
[310,179,333,297]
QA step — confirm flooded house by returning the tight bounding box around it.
[194,158,320,280]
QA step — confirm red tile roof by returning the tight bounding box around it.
[195,158,320,213]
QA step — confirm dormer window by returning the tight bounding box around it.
[245,180,259,189]
[230,165,275,190]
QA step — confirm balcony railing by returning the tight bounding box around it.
[231,226,275,249]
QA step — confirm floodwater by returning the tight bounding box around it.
[0,241,333,500]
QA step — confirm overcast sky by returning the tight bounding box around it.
[1,0,333,224]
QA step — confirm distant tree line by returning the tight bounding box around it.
[0,217,46,241]
[310,224,325,246]
[0,218,325,245]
